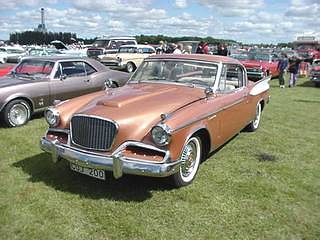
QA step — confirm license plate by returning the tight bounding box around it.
[70,163,106,180]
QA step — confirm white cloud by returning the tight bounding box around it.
[196,0,264,16]
[175,0,188,8]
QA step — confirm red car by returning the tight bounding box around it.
[310,59,320,87]
[0,66,14,77]
[231,52,279,81]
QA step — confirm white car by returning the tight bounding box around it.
[98,44,156,72]
[0,46,26,63]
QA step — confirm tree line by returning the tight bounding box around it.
[9,31,294,48]
[10,31,77,45]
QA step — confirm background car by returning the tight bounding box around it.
[87,36,137,59]
[27,48,64,57]
[231,52,279,81]
[98,44,156,72]
[0,56,129,127]
[309,59,320,87]
[0,46,26,63]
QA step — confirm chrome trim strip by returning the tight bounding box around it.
[172,98,245,132]
[70,114,119,152]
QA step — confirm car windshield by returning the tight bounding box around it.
[92,40,110,47]
[130,59,218,87]
[14,60,54,78]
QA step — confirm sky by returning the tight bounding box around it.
[0,0,319,44]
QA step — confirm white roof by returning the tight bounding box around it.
[119,44,155,50]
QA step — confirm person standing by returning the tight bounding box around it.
[173,44,183,54]
[277,53,288,88]
[217,43,228,56]
[196,41,204,54]
[288,56,302,87]
[202,42,209,54]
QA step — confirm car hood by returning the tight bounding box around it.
[78,83,204,121]
[60,83,205,146]
[240,60,263,68]
[0,76,33,88]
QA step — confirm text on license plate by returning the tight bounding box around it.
[70,163,106,180]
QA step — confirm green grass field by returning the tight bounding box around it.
[0,77,319,240]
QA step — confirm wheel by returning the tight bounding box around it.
[245,102,262,132]
[126,62,136,73]
[2,99,31,127]
[170,136,202,187]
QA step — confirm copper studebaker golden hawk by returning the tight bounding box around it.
[40,54,270,187]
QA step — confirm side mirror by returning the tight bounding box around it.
[204,87,214,97]
[60,74,67,81]
[104,78,113,89]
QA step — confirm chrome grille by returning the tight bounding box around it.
[71,115,117,151]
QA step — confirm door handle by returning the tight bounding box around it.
[84,79,90,82]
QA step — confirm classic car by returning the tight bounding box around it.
[87,36,137,59]
[309,59,320,87]
[231,52,279,81]
[98,44,156,72]
[0,56,129,127]
[27,48,64,57]
[50,40,88,57]
[40,54,270,187]
[0,46,26,63]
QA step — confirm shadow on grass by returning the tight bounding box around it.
[13,153,175,202]
[297,81,318,88]
[294,99,320,104]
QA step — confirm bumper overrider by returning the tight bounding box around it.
[40,137,181,179]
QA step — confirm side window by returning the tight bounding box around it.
[219,64,244,91]
[84,63,97,75]
[142,48,154,54]
[60,61,86,77]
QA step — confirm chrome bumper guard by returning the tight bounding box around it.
[40,137,181,179]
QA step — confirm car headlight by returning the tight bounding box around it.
[45,108,60,127]
[151,124,171,146]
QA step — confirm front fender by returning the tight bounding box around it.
[168,120,211,161]
[0,93,35,112]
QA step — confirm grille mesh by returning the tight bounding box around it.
[71,115,117,151]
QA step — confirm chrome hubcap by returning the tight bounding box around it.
[9,104,28,126]
[180,137,201,183]
[127,64,133,72]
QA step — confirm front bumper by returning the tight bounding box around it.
[310,75,320,82]
[40,137,181,179]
